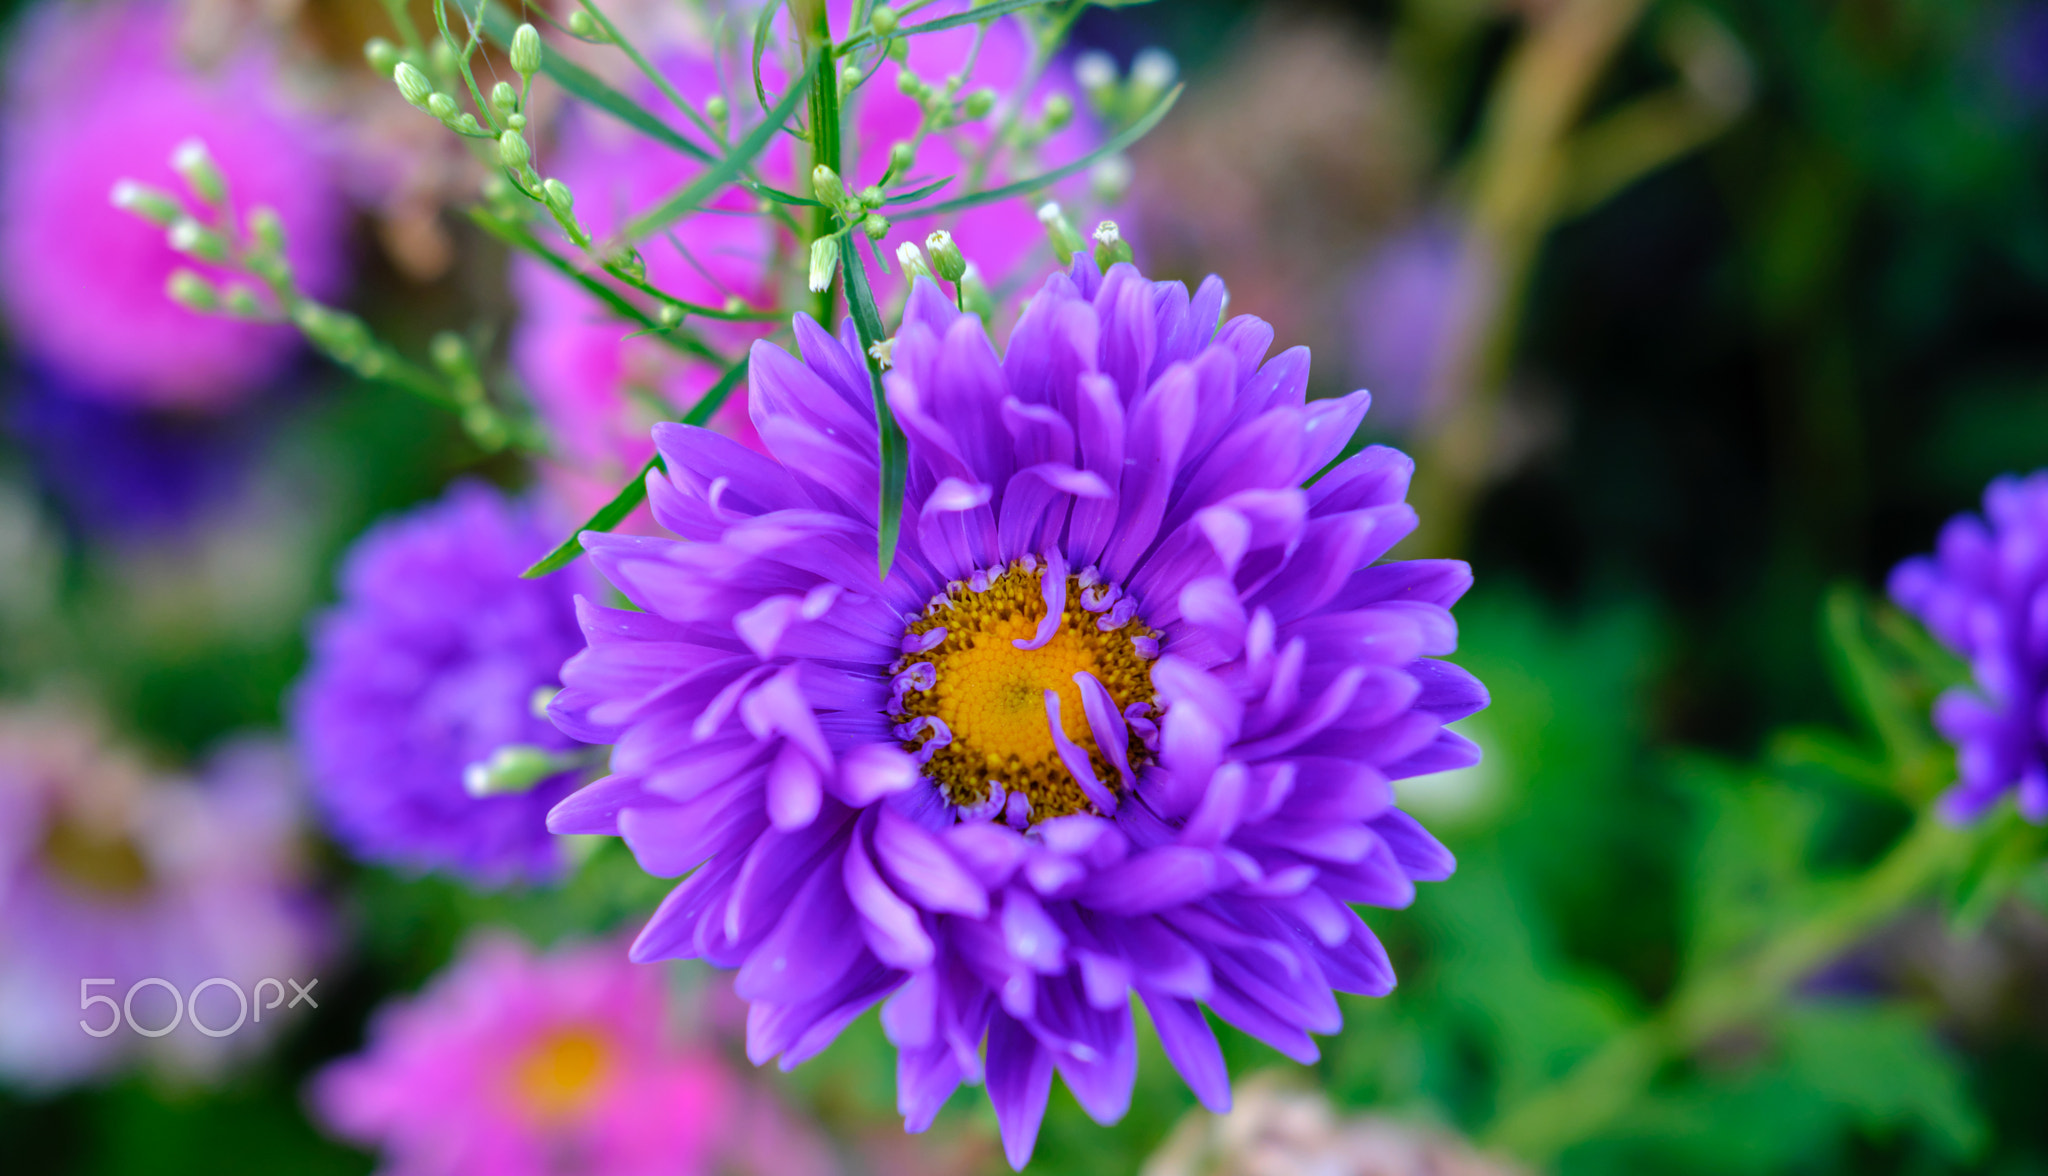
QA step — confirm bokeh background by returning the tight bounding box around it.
[2,0,2047,1172]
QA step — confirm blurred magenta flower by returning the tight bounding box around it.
[290,482,592,884]
[544,260,1482,1168]
[1890,471,2048,822]
[512,0,1098,520]
[0,0,344,409]
[0,710,327,1089]
[314,936,736,1176]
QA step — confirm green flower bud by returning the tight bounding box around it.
[430,40,459,77]
[454,113,483,135]
[1130,47,1177,104]
[1092,220,1133,270]
[498,129,530,171]
[567,10,601,40]
[887,34,909,63]
[222,284,265,318]
[870,5,899,36]
[529,686,560,721]
[463,745,576,797]
[723,294,747,314]
[363,37,401,77]
[510,22,543,77]
[960,263,994,320]
[840,61,863,89]
[924,229,966,283]
[427,92,460,123]
[430,330,468,372]
[167,217,230,264]
[895,69,923,97]
[507,112,528,131]
[247,206,287,256]
[962,88,997,120]
[808,235,841,294]
[706,95,729,126]
[896,241,932,281]
[109,180,184,227]
[657,303,684,327]
[888,140,915,173]
[812,164,850,216]
[859,185,885,210]
[490,80,518,120]
[611,245,645,282]
[394,61,434,108]
[171,139,227,207]
[1041,92,1073,132]
[1074,50,1117,103]
[1037,201,1085,266]
[166,269,219,313]
[542,177,575,219]
[862,212,890,240]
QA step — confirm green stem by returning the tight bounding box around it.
[1481,814,1973,1162]
[809,38,842,325]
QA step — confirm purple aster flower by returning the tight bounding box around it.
[1890,471,2048,822]
[546,258,1485,1167]
[291,482,595,884]
[0,0,344,409]
[0,709,327,1089]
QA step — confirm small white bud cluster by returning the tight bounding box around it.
[1073,47,1178,127]
[808,235,841,294]
[1092,220,1134,270]
[1037,202,1086,266]
[813,166,892,241]
[463,745,577,797]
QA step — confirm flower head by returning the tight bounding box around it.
[1890,471,2048,822]
[548,258,1485,1167]
[312,936,734,1176]
[0,0,344,408]
[0,707,326,1088]
[290,482,592,884]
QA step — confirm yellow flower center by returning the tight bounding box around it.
[508,1026,613,1123]
[40,817,151,899]
[891,559,1160,822]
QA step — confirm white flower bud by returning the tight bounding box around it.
[165,269,219,313]
[1037,201,1085,266]
[924,230,966,282]
[394,61,434,108]
[510,22,543,78]
[1092,220,1133,269]
[808,235,841,294]
[1131,48,1177,96]
[1090,155,1133,206]
[463,745,573,797]
[896,241,932,281]
[430,331,468,372]
[167,217,229,264]
[109,180,184,227]
[246,206,287,256]
[529,686,560,721]
[171,139,227,207]
[1074,50,1117,95]
[960,263,994,319]
[812,164,848,210]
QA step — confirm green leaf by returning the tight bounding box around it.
[625,53,818,239]
[1780,1004,1988,1159]
[751,0,783,113]
[891,83,1183,218]
[521,356,750,577]
[836,0,1059,53]
[455,0,713,162]
[837,228,907,578]
[882,174,956,204]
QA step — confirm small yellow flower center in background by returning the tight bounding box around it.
[40,817,151,899]
[893,560,1160,821]
[508,1026,613,1123]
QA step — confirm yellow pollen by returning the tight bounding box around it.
[40,817,152,899]
[507,1026,613,1123]
[891,560,1160,821]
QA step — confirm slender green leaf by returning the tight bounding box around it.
[455,0,714,161]
[836,0,1058,53]
[893,83,1183,218]
[521,357,751,577]
[838,223,906,577]
[626,54,818,238]
[883,174,956,204]
[752,0,784,113]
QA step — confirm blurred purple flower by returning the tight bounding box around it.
[4,369,256,538]
[290,482,592,884]
[1891,471,2048,822]
[312,936,742,1176]
[0,0,344,409]
[1346,221,1468,433]
[1994,3,2048,106]
[545,260,1484,1168]
[0,710,327,1089]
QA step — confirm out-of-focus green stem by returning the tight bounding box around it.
[1482,814,1974,1162]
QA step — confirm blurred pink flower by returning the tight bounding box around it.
[313,936,743,1176]
[0,708,329,1089]
[0,0,344,409]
